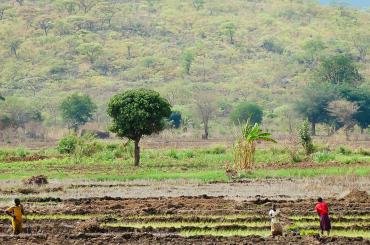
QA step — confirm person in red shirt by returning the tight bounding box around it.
[315,197,331,236]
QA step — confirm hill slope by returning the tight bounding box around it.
[0,0,369,130]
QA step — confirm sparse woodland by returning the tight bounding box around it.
[0,0,370,141]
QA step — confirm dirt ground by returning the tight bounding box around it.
[0,181,369,244]
[0,192,369,244]
[1,176,369,201]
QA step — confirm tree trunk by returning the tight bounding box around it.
[311,121,316,136]
[134,138,140,166]
[203,121,209,140]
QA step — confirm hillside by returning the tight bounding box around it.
[0,0,370,134]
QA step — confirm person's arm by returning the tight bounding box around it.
[21,205,25,215]
[5,207,15,219]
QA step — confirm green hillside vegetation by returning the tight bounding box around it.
[0,0,370,138]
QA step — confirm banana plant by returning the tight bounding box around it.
[233,118,276,171]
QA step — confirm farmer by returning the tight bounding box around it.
[269,204,283,236]
[315,197,331,236]
[5,198,25,235]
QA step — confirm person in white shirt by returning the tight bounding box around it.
[269,204,283,236]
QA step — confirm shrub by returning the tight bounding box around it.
[298,120,314,155]
[16,147,28,158]
[167,149,179,159]
[337,146,352,155]
[57,134,78,154]
[183,150,195,158]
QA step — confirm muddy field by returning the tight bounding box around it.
[0,189,369,245]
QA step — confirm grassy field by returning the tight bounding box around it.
[0,141,369,182]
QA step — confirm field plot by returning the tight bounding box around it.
[0,190,369,245]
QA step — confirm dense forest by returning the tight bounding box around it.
[0,0,370,139]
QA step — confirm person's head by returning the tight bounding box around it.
[272,204,277,211]
[318,197,323,203]
[14,198,21,206]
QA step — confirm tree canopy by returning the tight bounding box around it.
[107,88,171,165]
[60,93,97,132]
[230,102,263,125]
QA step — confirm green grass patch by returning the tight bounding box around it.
[180,229,270,237]
[0,214,106,220]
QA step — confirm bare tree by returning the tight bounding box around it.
[79,0,96,13]
[193,88,216,140]
[37,18,53,36]
[327,99,359,140]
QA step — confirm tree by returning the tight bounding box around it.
[37,17,54,36]
[181,50,194,75]
[302,39,326,68]
[327,99,359,140]
[8,39,22,58]
[169,111,182,128]
[337,85,370,131]
[193,89,216,140]
[316,54,363,85]
[60,93,97,132]
[107,89,171,166]
[0,95,4,101]
[230,102,263,125]
[221,21,236,44]
[77,42,102,64]
[296,82,339,135]
[78,0,96,13]
[298,120,314,155]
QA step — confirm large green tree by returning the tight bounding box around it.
[296,82,339,135]
[316,54,363,85]
[339,85,370,131]
[230,102,263,125]
[60,93,97,132]
[107,89,171,166]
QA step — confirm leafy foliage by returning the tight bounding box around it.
[230,102,263,125]
[233,118,276,170]
[57,134,78,154]
[60,93,97,132]
[107,88,171,165]
[298,120,314,156]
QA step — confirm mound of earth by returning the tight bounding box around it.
[75,218,103,233]
[343,189,369,203]
[23,175,48,186]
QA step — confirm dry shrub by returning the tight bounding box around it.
[23,175,48,186]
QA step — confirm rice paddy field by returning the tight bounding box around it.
[0,140,369,244]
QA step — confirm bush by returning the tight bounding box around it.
[298,120,314,155]
[16,147,28,158]
[337,146,352,155]
[57,134,78,154]
[167,149,179,159]
[169,111,182,129]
